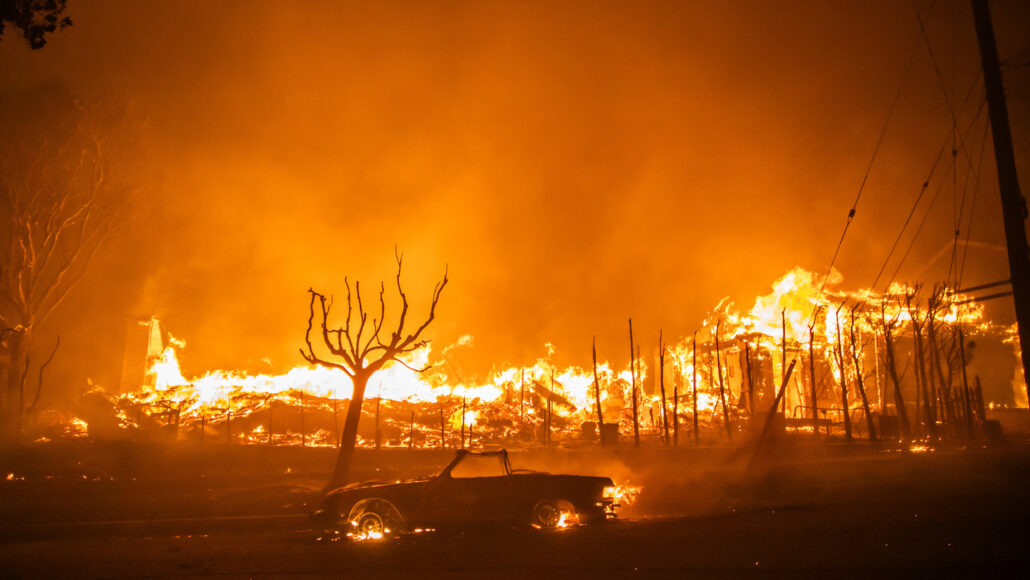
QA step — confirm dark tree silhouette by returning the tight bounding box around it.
[301,250,447,490]
[0,0,73,49]
[0,86,143,438]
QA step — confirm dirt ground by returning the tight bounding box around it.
[1,437,1029,578]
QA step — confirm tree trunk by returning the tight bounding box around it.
[326,372,370,491]
[2,329,28,440]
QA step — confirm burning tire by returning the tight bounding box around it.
[531,499,578,529]
[346,498,405,538]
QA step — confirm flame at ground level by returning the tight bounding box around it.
[65,267,1022,447]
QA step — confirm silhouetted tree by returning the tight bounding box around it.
[301,250,446,490]
[0,85,143,438]
[0,0,73,49]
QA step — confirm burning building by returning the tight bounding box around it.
[65,266,1022,449]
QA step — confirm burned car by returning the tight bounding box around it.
[323,449,619,536]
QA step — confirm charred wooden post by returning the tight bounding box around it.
[849,307,877,441]
[715,321,732,442]
[781,309,788,414]
[974,375,986,426]
[409,410,415,450]
[300,390,307,448]
[629,318,640,448]
[592,336,606,447]
[460,392,467,449]
[833,306,852,441]
[547,368,554,446]
[439,402,446,449]
[520,367,525,424]
[692,331,699,446]
[200,413,206,445]
[268,400,274,445]
[659,330,670,446]
[808,325,820,436]
[746,359,798,477]
[374,394,381,450]
[672,374,680,447]
[744,341,755,416]
[226,408,232,444]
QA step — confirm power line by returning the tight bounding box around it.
[956,116,992,287]
[817,24,922,298]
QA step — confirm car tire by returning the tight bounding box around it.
[347,498,406,537]
[531,498,578,529]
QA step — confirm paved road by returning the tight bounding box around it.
[2,492,1028,578]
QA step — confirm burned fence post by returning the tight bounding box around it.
[744,341,755,417]
[630,344,638,449]
[672,370,680,447]
[692,331,699,446]
[593,336,606,447]
[715,321,732,442]
[374,393,381,451]
[439,402,446,449]
[974,375,986,427]
[746,358,798,477]
[808,325,820,436]
[520,367,525,425]
[300,390,307,448]
[460,391,467,449]
[781,309,788,414]
[659,330,670,446]
[629,318,640,448]
[548,367,555,447]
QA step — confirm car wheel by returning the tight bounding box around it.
[347,498,405,538]
[531,499,578,529]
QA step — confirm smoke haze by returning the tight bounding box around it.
[2,0,1028,396]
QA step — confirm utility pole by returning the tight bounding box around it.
[971,0,1030,408]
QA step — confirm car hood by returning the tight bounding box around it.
[327,476,433,496]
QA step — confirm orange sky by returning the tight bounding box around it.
[2,0,1028,393]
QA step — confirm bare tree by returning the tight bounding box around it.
[301,250,447,490]
[1,89,142,436]
[879,295,910,440]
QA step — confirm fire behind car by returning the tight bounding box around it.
[322,449,620,538]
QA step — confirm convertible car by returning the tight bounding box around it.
[322,449,620,537]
